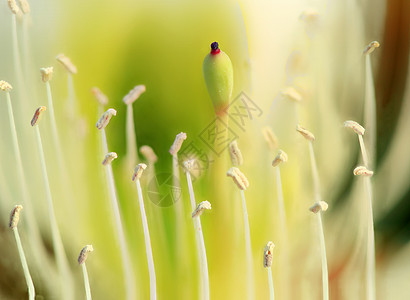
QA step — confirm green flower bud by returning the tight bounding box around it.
[203,42,234,115]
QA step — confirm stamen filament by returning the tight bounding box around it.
[316,212,329,300]
[97,110,136,300]
[364,54,377,166]
[5,91,53,282]
[34,124,74,300]
[135,177,157,300]
[185,168,210,300]
[239,190,255,300]
[10,205,35,300]
[126,104,138,166]
[78,245,93,300]
[81,264,92,300]
[301,132,328,300]
[357,129,375,300]
[103,153,136,300]
[267,267,274,300]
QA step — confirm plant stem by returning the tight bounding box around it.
[81,263,92,300]
[239,189,254,300]
[34,126,74,300]
[185,171,209,300]
[13,227,35,300]
[101,130,136,300]
[136,179,157,300]
[126,104,138,166]
[267,266,274,300]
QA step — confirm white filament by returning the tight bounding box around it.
[186,171,209,300]
[240,190,254,300]
[13,227,35,300]
[136,179,157,300]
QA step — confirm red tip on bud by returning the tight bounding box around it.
[210,42,220,55]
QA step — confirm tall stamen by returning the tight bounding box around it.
[296,126,329,300]
[263,241,275,300]
[344,120,376,300]
[123,85,146,166]
[31,107,74,300]
[40,67,71,196]
[1,81,54,285]
[8,1,26,114]
[363,41,380,166]
[96,111,136,300]
[78,245,94,300]
[9,205,36,300]
[227,167,254,300]
[132,164,157,300]
[185,160,210,300]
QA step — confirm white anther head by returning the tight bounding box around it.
[353,166,374,177]
[0,80,13,92]
[40,67,54,82]
[183,159,196,172]
[132,163,147,181]
[272,149,288,167]
[363,41,380,55]
[8,0,20,14]
[262,127,278,151]
[296,125,315,142]
[169,132,187,156]
[228,140,243,166]
[56,54,78,74]
[123,85,146,105]
[263,241,275,268]
[31,106,47,126]
[91,87,109,106]
[78,245,94,265]
[9,205,23,229]
[192,201,212,218]
[96,108,117,130]
[140,145,158,164]
[344,120,365,136]
[309,201,329,214]
[227,167,249,191]
[102,152,118,166]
